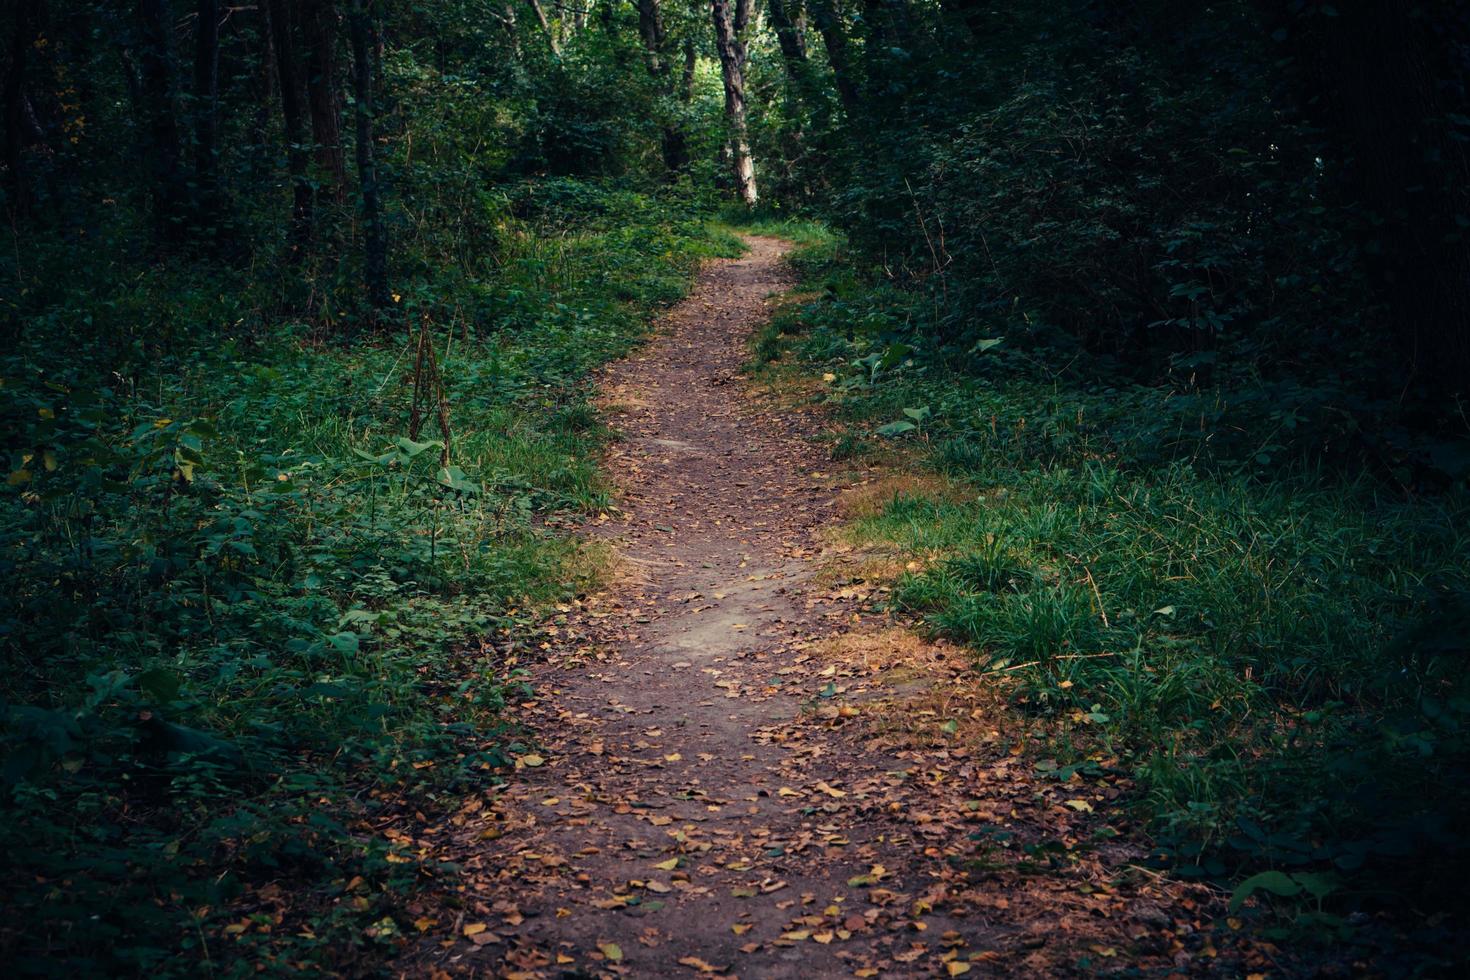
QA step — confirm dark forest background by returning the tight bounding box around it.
[3,1,1469,973]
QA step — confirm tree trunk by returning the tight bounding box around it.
[711,0,757,205]
[806,0,856,111]
[348,0,389,308]
[497,3,522,60]
[636,0,689,177]
[681,35,696,101]
[269,0,313,256]
[3,0,42,217]
[250,0,277,181]
[300,0,345,203]
[635,0,666,75]
[192,0,222,227]
[135,0,188,243]
[526,0,561,57]
[767,0,807,68]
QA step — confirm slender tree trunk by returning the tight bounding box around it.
[681,35,696,101]
[635,0,665,75]
[635,0,688,177]
[526,0,561,57]
[269,0,313,256]
[135,0,188,243]
[806,0,856,111]
[497,3,522,60]
[250,0,277,181]
[711,0,757,205]
[348,0,389,308]
[192,0,222,227]
[4,0,42,217]
[300,0,345,203]
[767,0,807,69]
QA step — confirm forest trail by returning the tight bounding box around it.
[415,238,1215,978]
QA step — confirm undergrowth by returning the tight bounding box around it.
[754,226,1470,961]
[0,181,737,975]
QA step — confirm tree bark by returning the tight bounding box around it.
[300,0,345,202]
[806,0,856,111]
[681,35,696,102]
[135,0,188,243]
[250,0,277,181]
[635,0,666,75]
[711,0,757,205]
[636,0,690,176]
[526,0,561,57]
[348,0,389,308]
[269,0,313,256]
[192,0,222,226]
[496,3,522,60]
[767,0,807,67]
[3,0,42,217]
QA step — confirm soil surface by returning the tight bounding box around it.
[412,238,1249,978]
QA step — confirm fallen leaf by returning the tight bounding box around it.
[678,955,722,973]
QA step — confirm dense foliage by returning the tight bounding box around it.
[3,0,1468,972]
[740,0,1470,958]
[755,232,1469,961]
[0,2,743,970]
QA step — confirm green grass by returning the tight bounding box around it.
[0,181,735,975]
[762,229,1470,945]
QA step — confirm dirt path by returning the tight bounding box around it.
[415,238,1230,978]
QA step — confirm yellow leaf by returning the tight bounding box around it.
[654,858,680,871]
[518,753,545,768]
[947,962,972,976]
[462,923,487,937]
[599,942,623,962]
[678,955,721,973]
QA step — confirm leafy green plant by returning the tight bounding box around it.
[773,218,1470,946]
